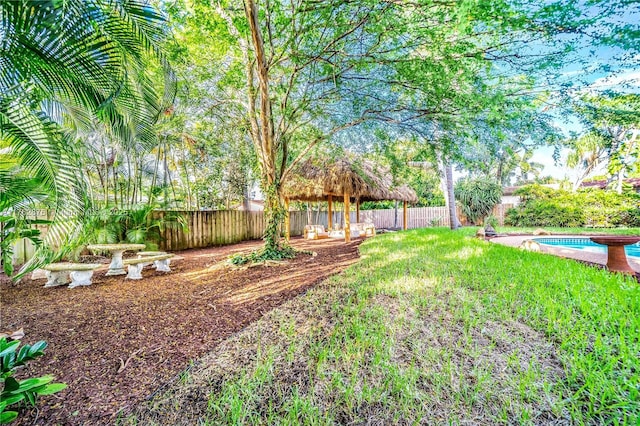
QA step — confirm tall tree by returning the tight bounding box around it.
[166,0,639,244]
[567,93,640,192]
[216,0,566,243]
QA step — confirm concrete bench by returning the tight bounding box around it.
[43,263,102,289]
[136,251,167,257]
[123,254,174,280]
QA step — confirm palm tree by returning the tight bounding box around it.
[0,0,174,274]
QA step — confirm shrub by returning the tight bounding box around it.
[69,205,187,259]
[454,177,502,225]
[505,184,640,227]
[0,337,66,424]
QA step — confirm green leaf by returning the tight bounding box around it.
[2,353,15,372]
[16,345,30,363]
[27,341,47,357]
[0,394,24,406]
[34,382,67,395]
[14,376,53,393]
[2,377,19,393]
[0,411,18,424]
[0,341,20,358]
[24,391,36,406]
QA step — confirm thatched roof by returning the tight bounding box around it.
[389,184,419,203]
[283,158,418,203]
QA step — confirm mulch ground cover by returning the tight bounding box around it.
[0,237,361,425]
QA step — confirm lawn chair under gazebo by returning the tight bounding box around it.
[282,158,418,242]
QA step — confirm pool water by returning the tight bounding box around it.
[534,237,640,259]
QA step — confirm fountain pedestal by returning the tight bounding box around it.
[589,236,640,275]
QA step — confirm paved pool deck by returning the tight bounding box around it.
[489,234,640,274]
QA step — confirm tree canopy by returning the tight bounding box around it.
[1,0,639,264]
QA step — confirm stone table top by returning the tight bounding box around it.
[87,243,146,251]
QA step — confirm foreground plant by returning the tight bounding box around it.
[0,338,66,424]
[228,244,300,266]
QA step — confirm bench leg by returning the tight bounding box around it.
[44,271,70,288]
[154,258,171,272]
[127,264,144,280]
[69,270,95,288]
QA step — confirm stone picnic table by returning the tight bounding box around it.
[86,243,146,276]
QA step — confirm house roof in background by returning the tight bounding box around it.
[580,178,640,189]
[502,186,519,196]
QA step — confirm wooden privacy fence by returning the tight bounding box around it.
[352,206,450,228]
[5,205,512,264]
[155,205,511,250]
[152,210,315,251]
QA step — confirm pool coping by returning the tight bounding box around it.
[489,234,640,274]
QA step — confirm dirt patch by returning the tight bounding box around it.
[0,237,361,425]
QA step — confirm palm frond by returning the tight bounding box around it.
[0,0,175,279]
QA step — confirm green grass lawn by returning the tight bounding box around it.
[130,228,640,425]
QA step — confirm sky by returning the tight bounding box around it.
[534,69,640,183]
[528,3,640,184]
[498,0,640,185]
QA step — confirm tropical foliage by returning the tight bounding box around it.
[0,0,174,273]
[0,338,66,424]
[2,0,637,262]
[454,178,503,225]
[506,184,640,227]
[566,93,640,191]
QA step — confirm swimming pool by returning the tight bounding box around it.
[534,237,640,258]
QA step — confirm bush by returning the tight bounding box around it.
[0,337,66,424]
[68,205,187,259]
[454,177,502,225]
[505,184,640,227]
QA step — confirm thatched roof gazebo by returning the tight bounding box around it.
[282,158,418,242]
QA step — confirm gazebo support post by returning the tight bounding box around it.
[344,193,351,242]
[403,201,408,230]
[356,198,360,223]
[284,198,290,241]
[328,195,333,230]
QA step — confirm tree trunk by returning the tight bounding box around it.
[284,198,290,241]
[616,171,624,194]
[242,184,250,211]
[243,0,286,252]
[440,157,461,230]
[149,143,162,206]
[262,183,286,251]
